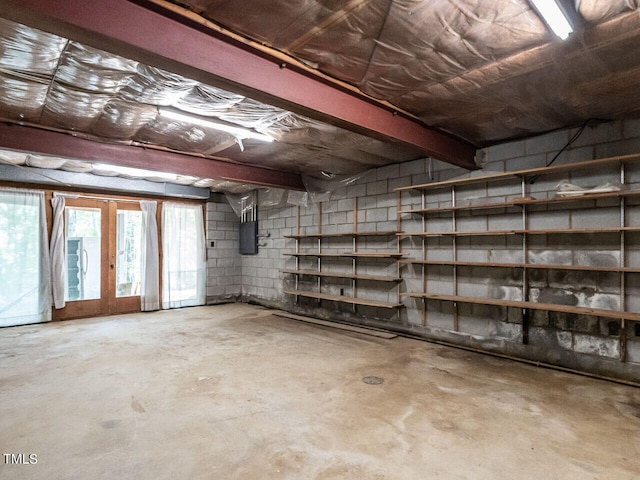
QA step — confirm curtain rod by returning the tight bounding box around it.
[53,192,145,204]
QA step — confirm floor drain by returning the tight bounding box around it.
[362,376,384,385]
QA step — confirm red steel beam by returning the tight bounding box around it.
[0,0,478,169]
[0,124,305,190]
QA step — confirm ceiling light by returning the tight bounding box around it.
[93,163,181,181]
[530,0,574,40]
[158,108,274,143]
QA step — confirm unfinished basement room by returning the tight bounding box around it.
[1,1,640,478]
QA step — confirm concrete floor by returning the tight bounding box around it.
[0,303,639,480]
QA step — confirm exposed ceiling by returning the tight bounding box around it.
[0,0,638,193]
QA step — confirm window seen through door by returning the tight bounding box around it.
[116,209,143,297]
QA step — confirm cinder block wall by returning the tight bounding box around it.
[207,119,640,382]
[241,205,292,300]
[205,199,242,303]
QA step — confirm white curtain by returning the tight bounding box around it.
[162,203,206,309]
[50,194,66,309]
[140,200,159,311]
[0,188,51,327]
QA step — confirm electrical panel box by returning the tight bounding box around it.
[239,220,258,255]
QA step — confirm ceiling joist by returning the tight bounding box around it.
[0,0,478,170]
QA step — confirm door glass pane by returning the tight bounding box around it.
[65,207,101,301]
[116,210,143,297]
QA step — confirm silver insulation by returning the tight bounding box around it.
[0,1,639,190]
[0,17,421,182]
[174,0,640,144]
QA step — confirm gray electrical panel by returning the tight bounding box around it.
[239,194,258,255]
[239,220,258,255]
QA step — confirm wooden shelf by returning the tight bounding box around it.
[400,292,640,322]
[514,189,640,206]
[285,252,405,258]
[284,290,403,309]
[395,153,640,192]
[399,189,640,215]
[284,230,398,239]
[399,200,518,215]
[281,269,402,282]
[395,152,640,356]
[398,227,640,237]
[399,259,640,273]
[286,199,403,313]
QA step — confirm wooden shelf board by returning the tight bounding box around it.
[398,229,519,237]
[400,293,640,322]
[398,227,640,237]
[399,201,516,215]
[281,269,402,282]
[399,189,640,215]
[285,252,404,258]
[398,259,640,273]
[395,153,640,192]
[284,230,398,239]
[514,189,640,206]
[284,290,403,309]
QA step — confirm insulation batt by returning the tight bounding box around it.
[172,0,640,144]
[0,18,420,178]
[0,1,639,178]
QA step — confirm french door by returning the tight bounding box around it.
[53,198,145,320]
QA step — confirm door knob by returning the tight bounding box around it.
[110,264,115,269]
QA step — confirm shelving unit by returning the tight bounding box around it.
[285,252,404,258]
[398,259,640,273]
[395,154,640,192]
[282,197,404,312]
[398,188,640,215]
[400,293,640,322]
[281,290,403,309]
[396,153,640,359]
[281,269,402,282]
[398,226,640,237]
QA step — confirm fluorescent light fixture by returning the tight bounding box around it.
[530,0,574,40]
[158,108,274,143]
[93,163,181,181]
